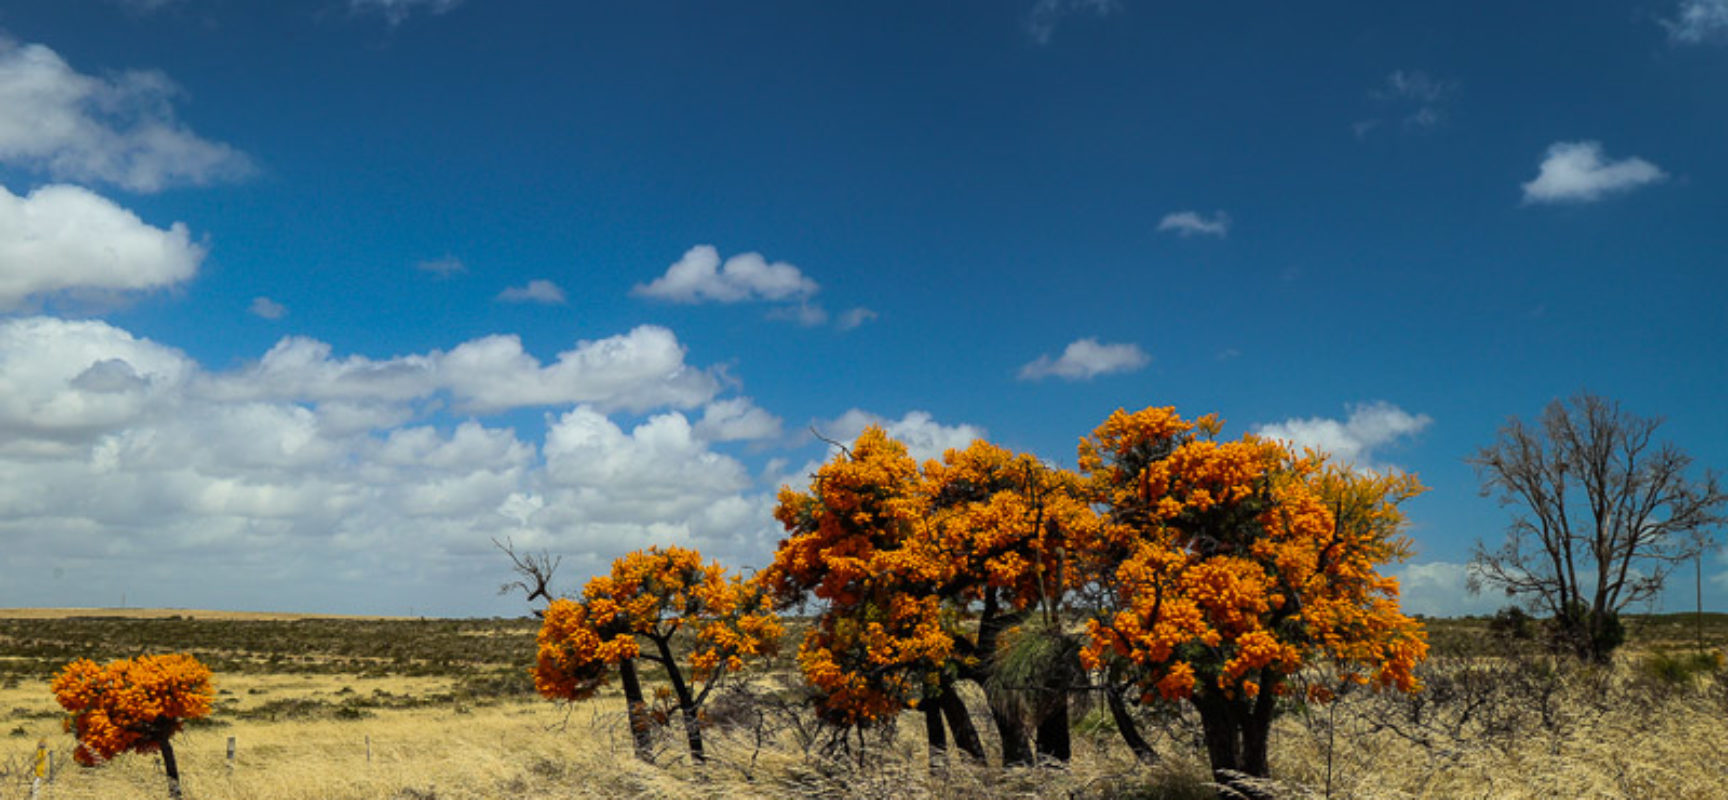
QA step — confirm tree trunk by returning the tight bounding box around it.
[652,637,706,762]
[988,702,1035,767]
[1239,675,1278,778]
[1106,685,1157,765]
[1195,692,1242,776]
[158,737,183,800]
[922,696,948,769]
[617,658,654,762]
[938,680,987,763]
[1034,698,1071,764]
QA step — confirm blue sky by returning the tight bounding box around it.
[0,0,1723,617]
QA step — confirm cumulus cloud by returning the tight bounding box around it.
[349,0,463,24]
[1666,0,1728,43]
[496,279,567,305]
[693,398,783,442]
[249,297,287,320]
[819,409,986,464]
[1255,401,1432,470]
[204,324,721,415]
[836,307,878,331]
[0,316,781,616]
[1027,0,1122,44]
[634,245,818,304]
[0,37,252,192]
[1521,141,1666,205]
[1156,210,1230,238]
[0,183,204,310]
[1391,561,1506,618]
[1018,338,1150,382]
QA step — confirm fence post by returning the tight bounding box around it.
[31,739,47,798]
[365,735,372,764]
[227,736,236,771]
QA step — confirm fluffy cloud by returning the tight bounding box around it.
[819,409,986,464]
[0,38,251,192]
[204,324,720,415]
[836,307,878,331]
[634,245,818,304]
[1156,210,1230,238]
[1666,0,1728,43]
[693,398,783,442]
[1391,561,1506,618]
[1018,338,1150,381]
[1255,401,1431,470]
[0,316,780,616]
[249,297,287,320]
[0,183,204,310]
[1027,0,1122,45]
[1521,141,1666,204]
[496,279,567,304]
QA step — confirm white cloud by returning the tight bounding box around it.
[1391,561,1506,618]
[203,324,721,415]
[349,0,463,24]
[819,409,985,464]
[0,38,252,192]
[0,183,204,310]
[634,245,818,305]
[1156,210,1230,238]
[1666,0,1728,43]
[767,302,829,328]
[1018,338,1150,382]
[1521,141,1666,205]
[249,297,287,320]
[1027,0,1122,45]
[836,307,877,331]
[693,398,783,442]
[415,255,465,278]
[0,316,783,616]
[496,279,566,305]
[1255,401,1431,470]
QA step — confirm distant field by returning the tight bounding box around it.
[0,608,406,622]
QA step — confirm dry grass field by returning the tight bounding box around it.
[2,612,1726,799]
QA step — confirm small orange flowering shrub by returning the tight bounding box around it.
[1076,406,1428,779]
[533,546,780,762]
[51,653,213,797]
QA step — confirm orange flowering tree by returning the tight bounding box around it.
[765,427,955,738]
[1076,406,1428,780]
[767,427,1100,766]
[533,546,781,762]
[917,438,1098,764]
[51,653,214,799]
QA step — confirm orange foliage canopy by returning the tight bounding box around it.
[767,427,1097,726]
[1076,406,1428,705]
[51,653,214,766]
[533,545,781,702]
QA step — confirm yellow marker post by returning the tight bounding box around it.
[34,739,47,778]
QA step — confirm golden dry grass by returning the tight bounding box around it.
[1,662,1725,800]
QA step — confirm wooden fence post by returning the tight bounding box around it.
[365,735,372,763]
[30,739,47,799]
[227,736,237,771]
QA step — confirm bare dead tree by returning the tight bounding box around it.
[1469,392,1726,662]
[495,537,562,614]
